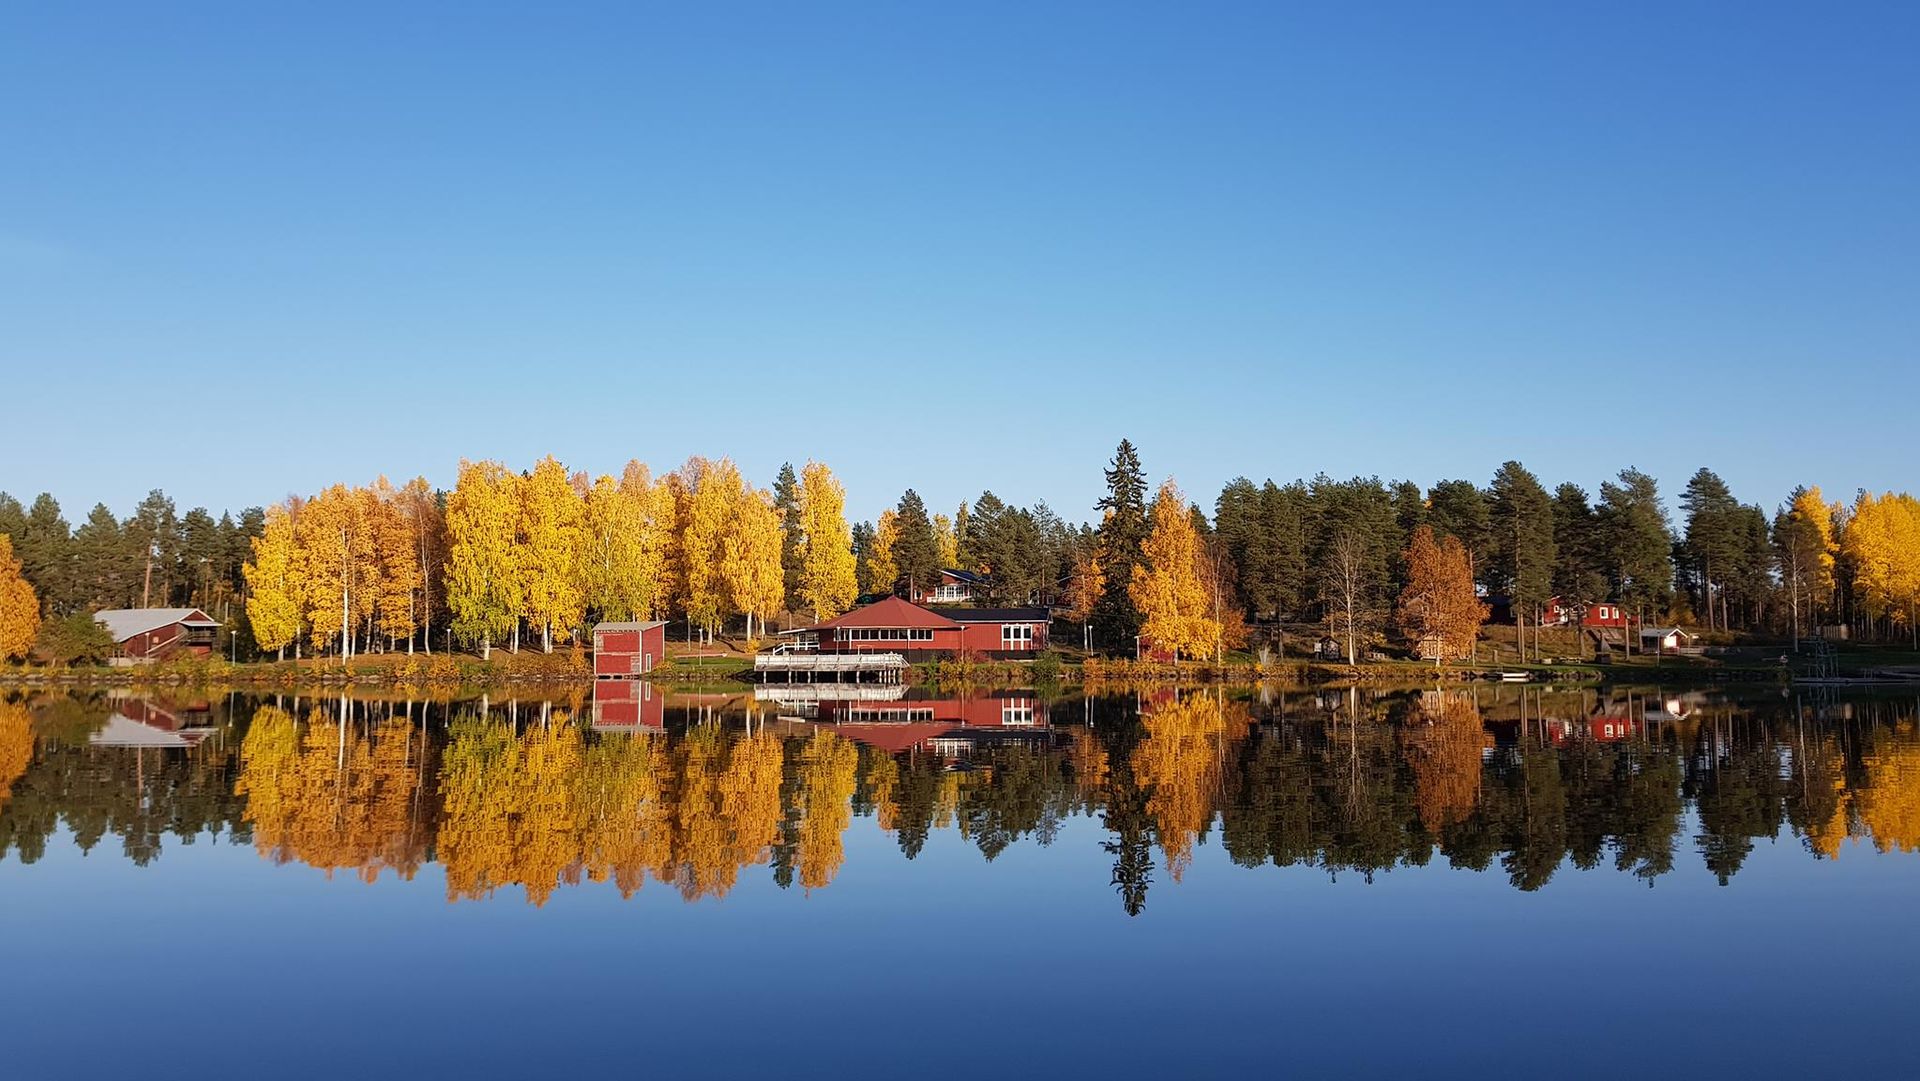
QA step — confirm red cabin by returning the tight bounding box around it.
[792,597,1048,659]
[592,620,666,678]
[1540,597,1630,629]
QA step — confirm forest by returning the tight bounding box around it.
[1,438,1918,664]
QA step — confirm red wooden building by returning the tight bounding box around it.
[93,608,220,665]
[1540,597,1630,629]
[909,568,987,606]
[592,620,667,677]
[790,597,1049,659]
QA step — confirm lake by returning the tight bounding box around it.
[2,682,1917,1078]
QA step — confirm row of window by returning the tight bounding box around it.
[842,628,937,641]
[841,708,937,723]
[1002,625,1035,645]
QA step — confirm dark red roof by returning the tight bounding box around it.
[809,596,961,631]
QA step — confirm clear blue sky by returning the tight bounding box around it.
[4,2,1916,525]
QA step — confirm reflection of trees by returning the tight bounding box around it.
[1132,693,1227,880]
[1399,692,1487,834]
[237,704,433,884]
[15,689,1920,905]
[795,730,857,890]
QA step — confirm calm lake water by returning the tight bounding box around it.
[3,682,1918,1078]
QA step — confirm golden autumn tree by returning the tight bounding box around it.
[863,508,900,597]
[575,730,669,898]
[244,503,304,659]
[397,476,447,652]
[0,534,42,661]
[933,513,959,569]
[446,460,522,659]
[1396,526,1487,665]
[1130,479,1219,661]
[520,456,587,652]
[294,484,359,658]
[370,477,422,650]
[1064,543,1104,626]
[796,461,858,620]
[723,485,786,645]
[673,457,746,636]
[581,464,665,622]
[1844,491,1920,643]
[1773,485,1836,643]
[721,728,786,868]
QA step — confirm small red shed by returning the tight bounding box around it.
[592,620,666,678]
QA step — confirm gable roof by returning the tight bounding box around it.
[941,607,1051,623]
[93,608,219,642]
[593,621,668,633]
[940,568,987,584]
[809,596,960,631]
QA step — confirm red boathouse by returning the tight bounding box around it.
[593,621,667,677]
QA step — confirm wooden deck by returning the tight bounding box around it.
[752,651,908,683]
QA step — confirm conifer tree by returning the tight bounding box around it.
[890,490,942,599]
[1773,485,1836,644]
[1597,468,1674,623]
[772,462,804,612]
[1488,461,1555,660]
[1094,439,1148,649]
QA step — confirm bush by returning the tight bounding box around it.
[36,612,117,665]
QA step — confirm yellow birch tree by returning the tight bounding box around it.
[723,485,785,644]
[863,509,900,597]
[520,456,587,652]
[0,534,42,661]
[244,503,303,659]
[1130,479,1218,661]
[797,461,858,620]
[446,460,522,658]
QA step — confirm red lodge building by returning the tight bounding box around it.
[789,596,1049,660]
[93,608,220,665]
[593,621,667,677]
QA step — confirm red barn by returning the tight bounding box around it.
[794,597,1048,659]
[94,608,220,664]
[592,620,666,677]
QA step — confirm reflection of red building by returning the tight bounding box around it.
[790,597,1049,659]
[593,621,666,677]
[91,696,218,748]
[770,691,1050,755]
[591,679,664,732]
[1544,715,1638,745]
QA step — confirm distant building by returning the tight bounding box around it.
[788,596,1048,659]
[910,568,990,606]
[592,621,667,678]
[93,608,220,665]
[1541,597,1630,629]
[1638,627,1700,654]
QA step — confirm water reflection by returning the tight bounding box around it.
[3,684,1920,912]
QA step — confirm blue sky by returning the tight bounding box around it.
[4,2,1916,525]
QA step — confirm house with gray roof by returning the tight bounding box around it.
[93,608,221,664]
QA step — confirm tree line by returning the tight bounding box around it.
[3,439,1918,661]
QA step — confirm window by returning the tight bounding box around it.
[1001,705,1036,726]
[1002,624,1034,646]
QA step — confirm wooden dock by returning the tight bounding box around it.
[752,651,908,683]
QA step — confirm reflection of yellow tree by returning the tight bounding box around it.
[438,716,524,901]
[864,749,900,832]
[1069,729,1109,811]
[237,705,429,882]
[0,701,35,811]
[795,730,857,890]
[1800,735,1852,859]
[577,733,667,898]
[514,718,583,905]
[1132,693,1227,881]
[1858,728,1920,854]
[670,727,734,899]
[722,730,785,871]
[1400,692,1489,833]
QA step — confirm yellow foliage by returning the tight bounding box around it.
[797,462,859,619]
[1400,691,1488,832]
[795,730,858,890]
[1131,693,1227,880]
[0,700,34,810]
[0,535,42,661]
[1130,480,1219,660]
